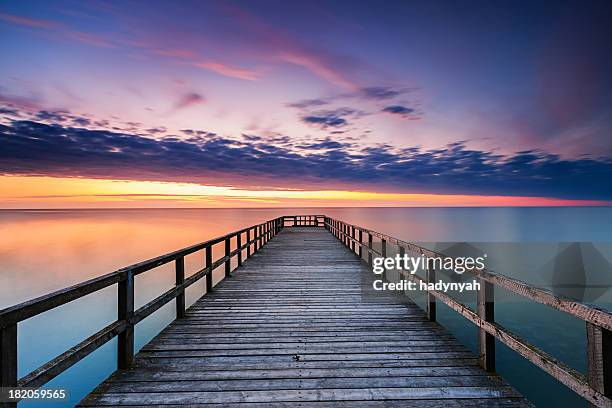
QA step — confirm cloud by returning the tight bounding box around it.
[0,12,114,48]
[298,137,352,150]
[194,61,258,81]
[0,12,59,29]
[361,87,404,100]
[221,4,362,89]
[172,92,205,111]
[287,98,330,109]
[301,108,361,129]
[382,105,416,117]
[302,115,347,128]
[1,118,611,200]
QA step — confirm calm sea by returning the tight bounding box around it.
[1,207,611,407]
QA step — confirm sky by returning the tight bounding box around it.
[0,0,611,208]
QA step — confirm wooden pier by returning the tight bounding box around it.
[1,215,611,407]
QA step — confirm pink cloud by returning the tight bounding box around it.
[194,61,259,81]
[277,51,357,90]
[0,12,114,48]
[154,48,197,59]
[172,92,205,111]
[221,4,360,89]
[0,12,59,28]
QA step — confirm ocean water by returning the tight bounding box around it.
[1,207,611,407]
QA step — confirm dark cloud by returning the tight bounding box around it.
[302,115,347,128]
[36,110,69,122]
[361,86,404,100]
[301,107,363,129]
[145,127,167,134]
[1,119,611,200]
[287,98,329,109]
[0,108,19,115]
[382,105,415,116]
[298,137,352,150]
[72,117,91,127]
[172,92,205,111]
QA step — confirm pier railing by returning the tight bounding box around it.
[324,216,612,408]
[2,213,610,407]
[0,215,326,405]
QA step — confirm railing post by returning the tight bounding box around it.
[175,257,185,319]
[381,238,387,280]
[426,265,436,322]
[587,323,612,404]
[205,245,213,293]
[396,246,406,284]
[350,226,355,252]
[368,233,373,266]
[358,229,363,259]
[247,229,252,258]
[1,323,17,408]
[255,225,259,251]
[224,237,231,278]
[117,271,134,369]
[237,233,242,267]
[477,280,495,372]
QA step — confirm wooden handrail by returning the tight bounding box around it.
[1,215,329,404]
[324,216,612,408]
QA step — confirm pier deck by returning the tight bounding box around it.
[78,227,529,407]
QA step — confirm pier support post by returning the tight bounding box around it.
[255,225,259,251]
[206,246,213,293]
[587,323,612,405]
[175,257,185,319]
[224,237,231,278]
[426,266,436,322]
[247,229,251,258]
[358,229,363,259]
[350,226,355,253]
[368,233,373,266]
[477,280,495,372]
[381,239,387,281]
[118,271,134,369]
[0,323,17,408]
[237,233,242,267]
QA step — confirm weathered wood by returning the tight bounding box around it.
[205,245,213,293]
[588,322,612,406]
[225,237,231,278]
[79,227,530,407]
[332,220,612,332]
[427,266,436,322]
[117,272,134,369]
[18,321,126,389]
[175,257,185,319]
[237,233,243,266]
[0,324,17,408]
[397,269,611,407]
[477,279,495,372]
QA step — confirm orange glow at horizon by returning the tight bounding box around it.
[0,176,608,208]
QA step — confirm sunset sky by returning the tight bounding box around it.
[1,0,611,208]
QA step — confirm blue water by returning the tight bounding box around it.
[1,207,611,407]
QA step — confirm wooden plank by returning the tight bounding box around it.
[81,386,524,405]
[78,227,529,407]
